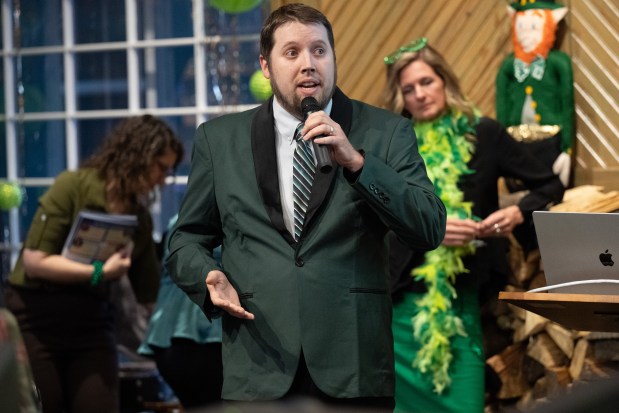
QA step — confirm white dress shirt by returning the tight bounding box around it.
[272,97,332,237]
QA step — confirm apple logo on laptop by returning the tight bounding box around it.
[599,250,614,267]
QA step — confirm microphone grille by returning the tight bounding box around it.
[301,97,321,117]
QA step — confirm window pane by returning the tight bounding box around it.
[159,182,187,232]
[206,40,262,106]
[18,186,49,240]
[21,54,64,112]
[20,121,66,178]
[138,0,193,39]
[74,0,126,44]
[138,46,194,108]
[77,116,195,174]
[20,0,63,47]
[152,115,196,176]
[0,62,4,178]
[76,118,124,163]
[76,51,127,110]
[0,122,5,178]
[0,61,3,115]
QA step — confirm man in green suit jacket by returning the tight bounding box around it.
[167,3,446,408]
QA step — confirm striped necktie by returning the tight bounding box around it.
[292,122,315,240]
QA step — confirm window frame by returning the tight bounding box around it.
[0,0,265,267]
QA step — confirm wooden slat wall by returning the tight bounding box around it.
[270,0,619,185]
[568,0,619,186]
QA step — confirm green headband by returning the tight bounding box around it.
[384,37,428,65]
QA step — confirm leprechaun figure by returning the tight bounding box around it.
[496,0,574,187]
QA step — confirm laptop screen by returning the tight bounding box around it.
[531,211,619,294]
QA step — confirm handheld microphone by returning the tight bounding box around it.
[301,97,333,173]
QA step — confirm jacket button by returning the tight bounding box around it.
[295,257,304,267]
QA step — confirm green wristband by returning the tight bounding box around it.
[91,260,104,287]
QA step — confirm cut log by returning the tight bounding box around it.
[569,338,590,381]
[523,355,545,385]
[550,185,619,213]
[514,312,548,342]
[527,333,568,368]
[507,237,541,285]
[507,302,528,321]
[487,342,530,399]
[545,322,575,358]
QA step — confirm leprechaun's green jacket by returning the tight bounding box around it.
[166,87,446,401]
[496,50,575,152]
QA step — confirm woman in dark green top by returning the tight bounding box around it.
[5,115,183,413]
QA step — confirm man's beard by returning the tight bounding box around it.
[270,74,337,120]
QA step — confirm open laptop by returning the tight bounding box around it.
[531,211,619,294]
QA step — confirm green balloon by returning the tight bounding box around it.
[249,70,272,102]
[0,181,23,210]
[210,0,262,14]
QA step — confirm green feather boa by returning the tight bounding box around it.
[411,110,479,394]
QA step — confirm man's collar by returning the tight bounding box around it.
[273,96,333,120]
[273,96,333,144]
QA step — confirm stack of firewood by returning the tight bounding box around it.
[484,185,619,412]
[549,185,619,213]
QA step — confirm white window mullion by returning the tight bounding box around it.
[139,0,162,237]
[2,0,17,180]
[193,0,207,125]
[143,0,157,109]
[126,0,140,112]
[2,0,21,265]
[63,0,78,170]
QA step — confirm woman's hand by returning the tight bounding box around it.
[478,205,524,238]
[23,247,130,284]
[102,251,132,281]
[442,217,479,247]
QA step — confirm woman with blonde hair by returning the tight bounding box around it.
[383,39,564,412]
[5,114,184,413]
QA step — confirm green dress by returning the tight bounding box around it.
[392,288,484,413]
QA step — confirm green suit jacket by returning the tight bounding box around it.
[167,88,446,400]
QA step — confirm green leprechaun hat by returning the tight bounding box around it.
[510,0,564,11]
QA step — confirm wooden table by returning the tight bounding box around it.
[499,291,619,332]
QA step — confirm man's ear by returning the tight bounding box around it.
[259,55,270,79]
[551,7,568,23]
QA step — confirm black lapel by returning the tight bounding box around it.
[251,88,353,243]
[304,87,353,230]
[251,98,295,244]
